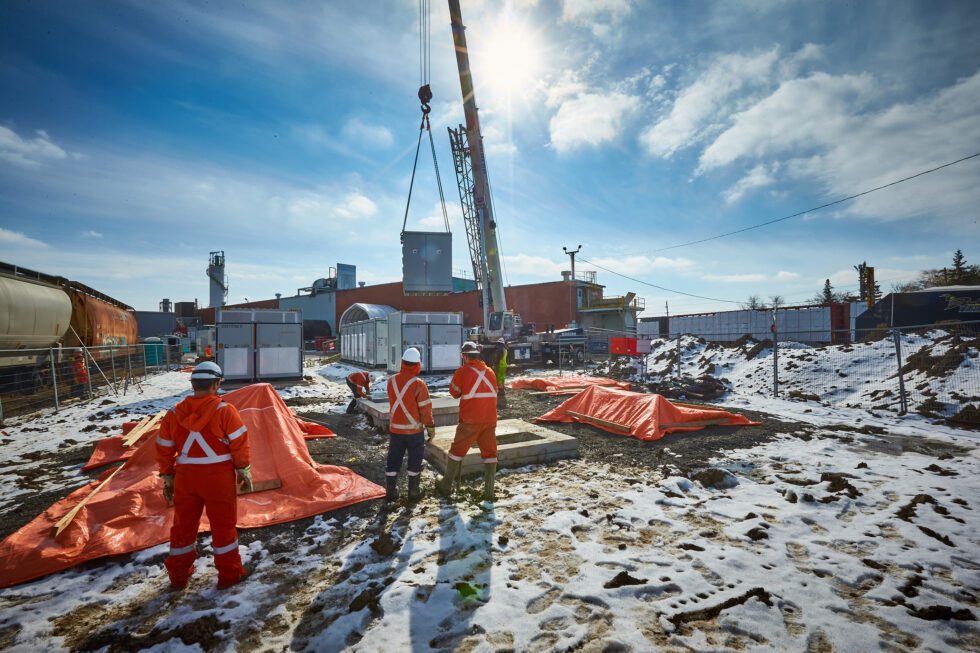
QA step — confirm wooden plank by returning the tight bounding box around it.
[122,409,166,447]
[238,478,281,495]
[659,418,730,429]
[566,410,631,434]
[53,465,125,537]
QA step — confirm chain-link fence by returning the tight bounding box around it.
[641,321,979,424]
[0,343,183,423]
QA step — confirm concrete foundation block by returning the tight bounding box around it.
[358,396,460,430]
[425,419,579,476]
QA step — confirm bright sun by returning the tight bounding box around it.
[476,16,543,99]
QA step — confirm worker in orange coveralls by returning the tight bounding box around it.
[204,344,214,361]
[70,349,89,400]
[436,341,498,502]
[346,370,372,413]
[155,361,252,590]
[385,347,436,501]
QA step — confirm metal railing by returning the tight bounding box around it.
[0,343,183,423]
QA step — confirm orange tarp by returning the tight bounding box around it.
[0,383,381,589]
[509,375,631,392]
[82,414,335,472]
[537,385,759,441]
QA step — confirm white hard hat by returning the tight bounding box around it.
[191,361,223,379]
[402,347,421,364]
[461,341,480,354]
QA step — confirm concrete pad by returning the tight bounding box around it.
[425,418,579,476]
[358,396,460,430]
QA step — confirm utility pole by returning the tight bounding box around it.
[563,245,581,281]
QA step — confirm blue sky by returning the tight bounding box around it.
[1,0,978,315]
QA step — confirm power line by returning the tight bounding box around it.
[651,152,980,253]
[578,257,742,304]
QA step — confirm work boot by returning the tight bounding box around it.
[408,474,423,501]
[385,476,399,502]
[482,463,497,502]
[346,399,358,414]
[436,459,463,499]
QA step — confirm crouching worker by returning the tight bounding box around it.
[346,370,372,414]
[385,347,435,501]
[156,361,252,590]
[436,341,498,501]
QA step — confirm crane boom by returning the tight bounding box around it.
[448,0,507,326]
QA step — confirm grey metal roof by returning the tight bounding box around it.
[339,303,396,326]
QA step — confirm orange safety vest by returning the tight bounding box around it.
[387,362,434,434]
[449,358,498,424]
[156,395,250,475]
[72,358,89,384]
[205,345,213,358]
[347,371,370,397]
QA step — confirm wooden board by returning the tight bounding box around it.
[122,409,166,447]
[53,465,125,537]
[659,418,730,429]
[238,478,281,495]
[566,410,632,434]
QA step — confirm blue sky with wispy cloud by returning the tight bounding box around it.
[1,0,978,313]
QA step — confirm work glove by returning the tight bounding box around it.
[236,465,253,494]
[426,425,437,440]
[161,474,174,505]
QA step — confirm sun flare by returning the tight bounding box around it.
[475,15,544,99]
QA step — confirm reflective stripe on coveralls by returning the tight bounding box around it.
[389,376,422,431]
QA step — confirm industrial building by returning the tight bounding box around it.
[191,264,641,342]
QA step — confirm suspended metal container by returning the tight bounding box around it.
[402,231,453,295]
[386,311,463,374]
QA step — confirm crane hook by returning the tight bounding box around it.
[418,84,432,115]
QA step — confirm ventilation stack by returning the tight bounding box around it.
[160,298,172,312]
[207,251,228,309]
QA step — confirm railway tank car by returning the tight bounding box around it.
[0,262,138,392]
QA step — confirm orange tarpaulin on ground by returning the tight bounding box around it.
[537,385,759,441]
[509,375,631,392]
[82,414,335,472]
[0,383,382,589]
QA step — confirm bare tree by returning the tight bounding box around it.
[769,295,785,310]
[741,294,766,310]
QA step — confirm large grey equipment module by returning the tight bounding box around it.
[215,309,302,382]
[402,231,453,295]
[387,311,463,374]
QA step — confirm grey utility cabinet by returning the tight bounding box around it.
[402,231,453,294]
[387,311,463,374]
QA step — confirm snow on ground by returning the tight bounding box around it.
[0,356,978,651]
[641,330,980,419]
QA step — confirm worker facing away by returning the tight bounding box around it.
[385,347,436,501]
[70,349,89,400]
[156,361,252,590]
[204,344,214,361]
[346,370,372,414]
[437,341,498,501]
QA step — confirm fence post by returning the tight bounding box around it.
[125,348,133,395]
[892,328,908,415]
[165,342,171,371]
[85,349,94,400]
[49,348,60,412]
[675,335,681,378]
[772,315,779,398]
[109,344,117,388]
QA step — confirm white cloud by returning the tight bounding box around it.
[723,163,778,204]
[81,230,104,239]
[697,69,980,223]
[698,72,876,171]
[0,126,69,168]
[561,0,632,24]
[585,255,696,277]
[639,48,781,158]
[416,202,459,230]
[704,273,768,283]
[290,191,378,223]
[549,92,639,152]
[341,118,393,149]
[502,254,566,281]
[776,270,800,281]
[0,227,48,248]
